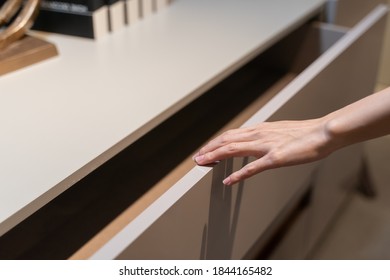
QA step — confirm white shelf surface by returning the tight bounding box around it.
[0,0,325,236]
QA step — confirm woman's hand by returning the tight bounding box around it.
[194,118,336,185]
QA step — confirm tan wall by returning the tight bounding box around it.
[378,0,390,86]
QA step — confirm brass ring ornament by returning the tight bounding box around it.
[0,0,41,50]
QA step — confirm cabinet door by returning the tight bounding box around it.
[90,5,388,260]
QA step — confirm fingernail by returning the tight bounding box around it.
[194,155,204,164]
[223,177,231,185]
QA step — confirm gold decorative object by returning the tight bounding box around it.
[0,0,58,76]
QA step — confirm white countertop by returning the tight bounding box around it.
[0,0,325,236]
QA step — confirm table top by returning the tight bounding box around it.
[0,0,325,236]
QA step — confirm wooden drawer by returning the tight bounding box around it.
[84,5,388,259]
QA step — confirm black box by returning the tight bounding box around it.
[32,1,110,39]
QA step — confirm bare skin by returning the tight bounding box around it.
[194,87,390,186]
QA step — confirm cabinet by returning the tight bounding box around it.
[89,3,388,260]
[0,0,387,259]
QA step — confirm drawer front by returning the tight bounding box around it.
[90,5,388,259]
[90,160,316,260]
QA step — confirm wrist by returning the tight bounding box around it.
[322,114,350,152]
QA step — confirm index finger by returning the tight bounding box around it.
[195,126,257,158]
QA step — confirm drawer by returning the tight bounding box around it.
[85,5,388,259]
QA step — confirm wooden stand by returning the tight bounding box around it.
[0,35,58,76]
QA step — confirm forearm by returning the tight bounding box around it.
[323,87,390,151]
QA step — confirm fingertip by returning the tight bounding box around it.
[223,177,232,186]
[192,155,198,162]
[194,155,205,164]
